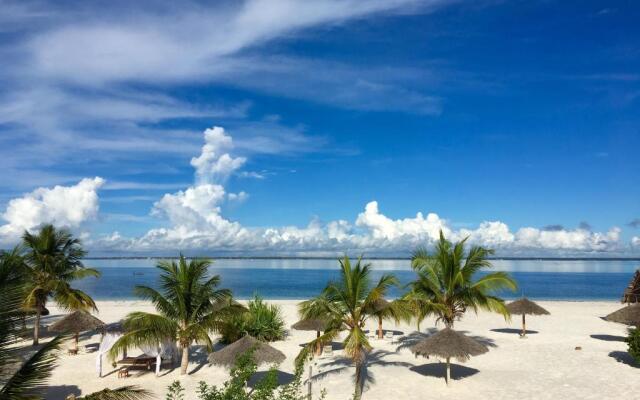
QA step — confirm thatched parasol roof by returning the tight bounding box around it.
[506,298,550,316]
[622,270,640,304]
[604,304,640,325]
[49,310,105,333]
[101,320,127,334]
[291,319,327,332]
[208,336,285,367]
[372,298,390,313]
[411,328,489,362]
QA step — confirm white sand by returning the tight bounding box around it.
[36,300,636,399]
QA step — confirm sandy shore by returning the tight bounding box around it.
[34,300,635,399]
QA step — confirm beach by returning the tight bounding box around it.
[39,300,635,399]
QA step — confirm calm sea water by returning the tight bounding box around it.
[75,258,640,301]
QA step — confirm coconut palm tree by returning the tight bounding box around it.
[21,225,100,345]
[404,231,517,328]
[298,256,397,399]
[109,255,242,375]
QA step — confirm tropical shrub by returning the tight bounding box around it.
[190,349,324,400]
[221,294,285,343]
[626,327,640,363]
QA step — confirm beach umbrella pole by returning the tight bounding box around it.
[446,357,451,386]
[378,316,383,339]
[521,314,526,338]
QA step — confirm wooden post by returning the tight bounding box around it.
[378,316,383,339]
[307,362,313,400]
[316,331,322,355]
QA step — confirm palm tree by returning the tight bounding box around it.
[299,256,397,400]
[404,231,517,328]
[21,225,100,345]
[0,272,65,399]
[109,255,242,375]
[71,386,152,400]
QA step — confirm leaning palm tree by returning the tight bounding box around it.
[299,256,397,400]
[21,225,100,345]
[109,255,242,375]
[404,231,517,328]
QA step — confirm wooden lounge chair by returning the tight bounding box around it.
[117,356,156,370]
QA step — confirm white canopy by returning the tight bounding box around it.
[97,333,178,377]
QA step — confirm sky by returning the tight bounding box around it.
[0,0,639,257]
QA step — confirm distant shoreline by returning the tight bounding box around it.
[83,256,640,261]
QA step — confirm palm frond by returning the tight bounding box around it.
[79,386,153,400]
[0,335,65,399]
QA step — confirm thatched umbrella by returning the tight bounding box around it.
[604,304,640,327]
[50,311,105,351]
[291,319,327,355]
[506,298,550,337]
[411,328,488,386]
[208,336,285,367]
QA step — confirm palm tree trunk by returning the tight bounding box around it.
[33,308,41,346]
[446,357,451,386]
[180,345,189,375]
[354,361,363,400]
[378,316,383,339]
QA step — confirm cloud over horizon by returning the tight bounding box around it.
[0,127,632,257]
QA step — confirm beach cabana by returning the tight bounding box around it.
[604,303,640,327]
[49,310,104,353]
[292,319,327,355]
[506,298,550,338]
[95,321,177,377]
[411,328,488,386]
[208,335,285,367]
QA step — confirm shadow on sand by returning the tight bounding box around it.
[44,385,80,399]
[491,328,539,335]
[590,334,625,342]
[410,362,479,381]
[248,370,296,389]
[609,351,639,368]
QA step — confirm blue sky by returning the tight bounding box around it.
[0,0,638,256]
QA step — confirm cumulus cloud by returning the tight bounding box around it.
[5,127,633,256]
[190,126,246,184]
[84,126,635,256]
[0,177,104,242]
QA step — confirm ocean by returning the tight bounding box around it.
[75,258,639,301]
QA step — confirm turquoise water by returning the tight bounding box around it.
[75,258,639,301]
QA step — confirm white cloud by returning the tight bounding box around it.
[190,127,246,184]
[228,192,249,203]
[0,177,104,242]
[631,236,640,247]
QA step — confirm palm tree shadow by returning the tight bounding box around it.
[410,362,479,381]
[311,349,414,395]
[609,351,639,368]
[44,385,80,399]
[591,334,625,342]
[395,331,429,352]
[459,331,497,348]
[188,345,210,375]
[491,328,539,335]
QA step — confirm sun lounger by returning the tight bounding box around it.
[117,356,156,370]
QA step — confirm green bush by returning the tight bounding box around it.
[221,294,285,343]
[194,349,325,400]
[625,327,640,363]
